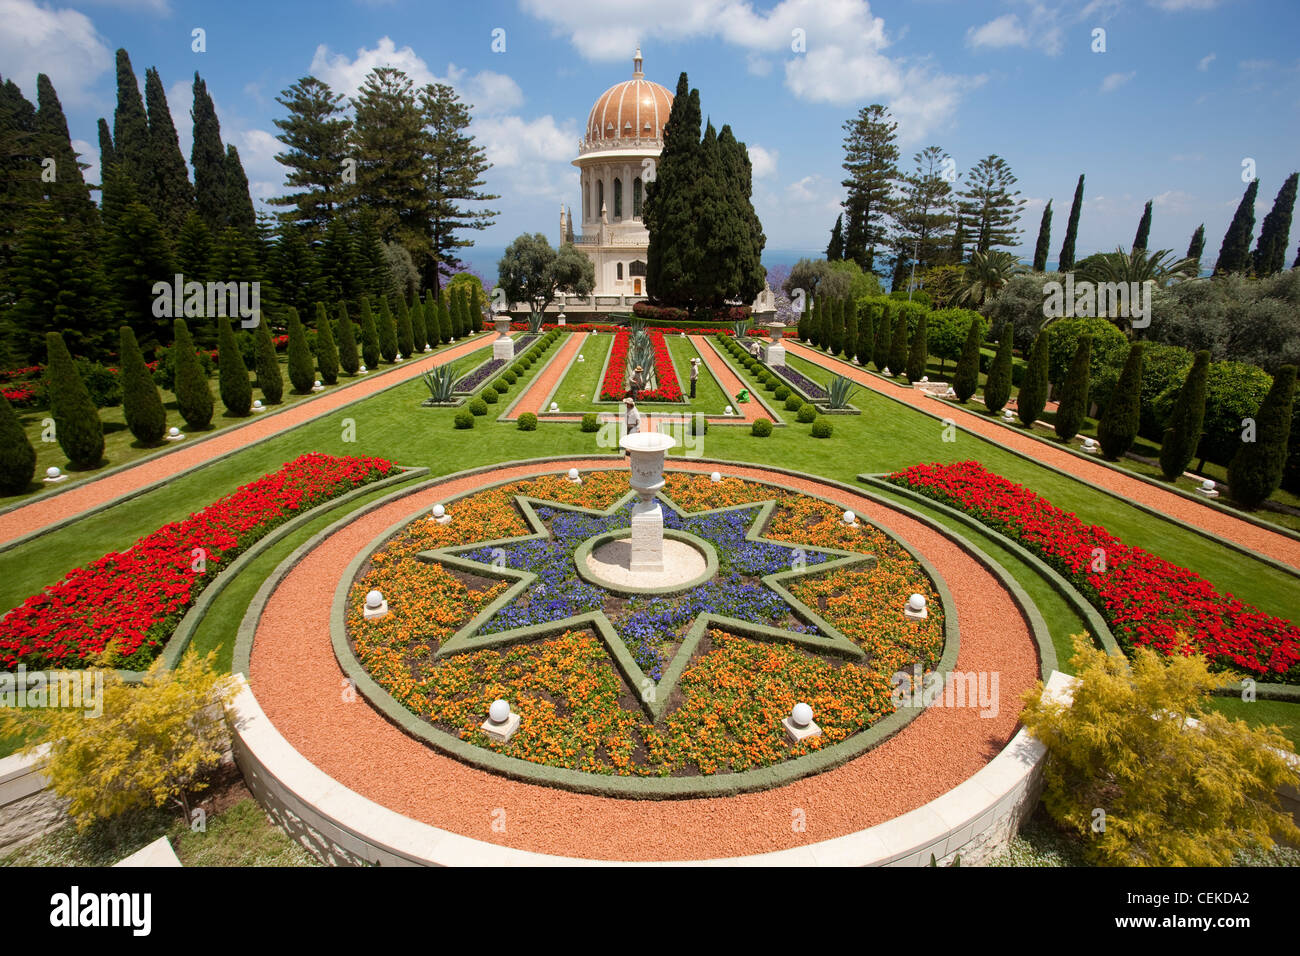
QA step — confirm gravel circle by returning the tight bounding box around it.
[785,339,1300,571]
[248,458,1038,861]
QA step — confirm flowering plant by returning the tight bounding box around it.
[599,329,683,402]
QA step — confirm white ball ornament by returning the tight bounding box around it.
[791,703,813,728]
[432,504,446,519]
[46,466,60,479]
[489,699,510,724]
[1202,478,1216,491]
[365,590,384,610]
[710,471,722,483]
[843,510,856,525]
[908,593,927,613]
[169,426,180,437]
[568,467,580,480]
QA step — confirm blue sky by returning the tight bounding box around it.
[3,0,1298,276]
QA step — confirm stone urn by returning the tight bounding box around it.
[620,432,677,573]
[765,322,787,366]
[493,313,514,361]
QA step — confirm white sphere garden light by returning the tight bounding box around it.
[791,703,813,728]
[551,402,559,412]
[710,471,722,483]
[366,590,384,609]
[842,509,857,526]
[568,467,581,483]
[46,466,60,479]
[489,700,511,724]
[905,593,929,620]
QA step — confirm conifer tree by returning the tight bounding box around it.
[268,227,323,319]
[143,67,193,233]
[1227,365,1296,508]
[319,213,359,303]
[888,310,909,376]
[119,325,166,443]
[268,76,352,235]
[1186,224,1206,272]
[1058,174,1084,272]
[1132,200,1152,252]
[1098,342,1144,459]
[358,296,380,368]
[469,285,484,332]
[855,304,873,366]
[395,295,414,357]
[959,155,1025,255]
[112,49,151,195]
[35,74,96,229]
[176,211,213,281]
[984,332,1014,413]
[407,296,426,353]
[1252,172,1298,276]
[906,311,929,383]
[216,315,252,415]
[953,316,982,403]
[10,204,108,362]
[1159,350,1210,479]
[843,297,858,363]
[1032,200,1052,272]
[105,198,174,353]
[285,307,315,392]
[1214,179,1259,274]
[796,298,808,343]
[829,298,844,356]
[949,216,966,266]
[377,297,398,362]
[438,296,453,344]
[1017,327,1050,426]
[873,303,891,371]
[96,117,115,173]
[839,104,899,271]
[1054,335,1091,441]
[0,394,36,494]
[423,291,442,345]
[224,144,256,234]
[826,214,844,261]
[644,73,702,309]
[314,302,339,384]
[335,302,359,375]
[0,77,42,290]
[191,73,227,229]
[171,319,213,429]
[253,320,283,403]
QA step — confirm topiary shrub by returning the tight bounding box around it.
[774,385,791,402]
[581,413,599,432]
[796,403,817,423]
[504,370,518,385]
[785,394,804,412]
[482,389,498,404]
[119,325,166,444]
[1098,342,1144,459]
[285,308,316,394]
[518,412,538,431]
[0,394,36,493]
[217,315,252,416]
[511,364,524,377]
[454,409,474,429]
[170,320,214,430]
[811,418,833,438]
[751,417,773,437]
[469,397,489,416]
[1227,364,1296,508]
[44,332,105,469]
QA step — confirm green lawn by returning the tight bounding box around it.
[546,332,730,414]
[1205,695,1300,750]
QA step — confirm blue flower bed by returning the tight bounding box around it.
[775,364,829,400]
[458,502,826,680]
[454,359,505,392]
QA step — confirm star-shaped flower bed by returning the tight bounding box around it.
[344,471,947,788]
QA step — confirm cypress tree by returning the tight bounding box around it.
[1098,342,1145,459]
[906,311,929,383]
[395,295,414,357]
[826,214,844,261]
[253,320,283,404]
[953,316,982,403]
[408,297,427,353]
[96,117,115,172]
[1132,199,1152,252]
[420,292,440,345]
[119,325,166,444]
[1214,179,1259,274]
[44,332,104,469]
[440,297,454,344]
[1227,365,1297,508]
[949,216,966,266]
[0,394,36,494]
[1017,327,1050,426]
[984,332,1013,413]
[216,315,252,415]
[888,310,909,376]
[447,287,462,340]
[224,144,256,234]
[191,72,227,229]
[358,296,381,368]
[803,296,815,346]
[1252,172,1298,276]
[286,307,315,392]
[171,319,213,429]
[377,297,399,362]
[843,297,858,363]
[336,302,359,375]
[819,297,831,351]
[470,285,484,332]
[1186,224,1205,272]
[796,299,807,343]
[1159,349,1210,479]
[35,74,96,229]
[111,49,150,195]
[855,304,873,366]
[1058,174,1084,272]
[644,73,703,310]
[143,67,193,233]
[829,298,844,356]
[873,303,891,371]
[314,301,339,383]
[1032,200,1052,272]
[1054,335,1092,441]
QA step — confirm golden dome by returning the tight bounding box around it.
[584,49,674,148]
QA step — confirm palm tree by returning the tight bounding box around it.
[1078,246,1200,335]
[957,250,1026,307]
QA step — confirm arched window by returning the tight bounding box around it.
[617,262,624,280]
[597,179,604,216]
[633,177,643,218]
[613,178,623,219]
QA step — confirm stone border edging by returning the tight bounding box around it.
[699,336,784,424]
[789,341,1300,580]
[0,336,490,556]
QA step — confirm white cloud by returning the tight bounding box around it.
[0,0,113,107]
[748,144,777,179]
[1150,0,1219,10]
[309,37,438,97]
[965,14,1029,50]
[746,53,773,77]
[520,0,973,140]
[72,138,98,189]
[442,64,524,116]
[787,175,820,204]
[168,79,194,157]
[1099,71,1136,93]
[76,0,171,14]
[1197,52,1216,71]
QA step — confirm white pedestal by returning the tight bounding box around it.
[766,343,786,367]
[363,599,389,620]
[783,717,822,743]
[904,606,929,620]
[493,337,515,361]
[482,712,520,743]
[629,499,665,573]
[1197,487,1219,498]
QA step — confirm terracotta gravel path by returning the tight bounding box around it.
[248,458,1038,862]
[505,331,587,419]
[691,335,770,424]
[0,335,491,549]
[784,339,1300,571]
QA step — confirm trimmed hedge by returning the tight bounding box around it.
[518,412,538,431]
[454,409,474,429]
[581,413,599,432]
[796,404,817,423]
[751,417,773,437]
[468,397,489,416]
[811,418,833,438]
[0,394,36,493]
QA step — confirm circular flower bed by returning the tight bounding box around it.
[342,470,946,792]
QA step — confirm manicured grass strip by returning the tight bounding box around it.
[548,330,613,411]
[1203,696,1300,750]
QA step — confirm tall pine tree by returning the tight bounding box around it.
[1252,172,1297,276]
[191,72,227,230]
[224,144,256,234]
[143,66,193,233]
[35,74,96,229]
[1186,224,1205,272]
[826,214,844,260]
[958,155,1024,255]
[1215,178,1259,274]
[112,49,151,196]
[840,104,899,271]
[268,76,352,235]
[1032,200,1052,272]
[1132,200,1152,252]
[1058,174,1084,272]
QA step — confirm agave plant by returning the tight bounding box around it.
[627,328,658,390]
[527,310,545,333]
[421,365,457,404]
[733,319,750,339]
[827,373,857,409]
[958,250,1027,307]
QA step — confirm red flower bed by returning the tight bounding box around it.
[599,329,683,402]
[887,461,1300,680]
[507,322,734,336]
[0,453,397,671]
